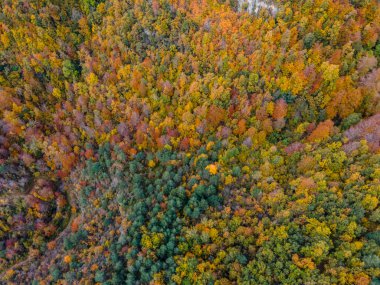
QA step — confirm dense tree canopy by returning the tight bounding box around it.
[0,0,379,284]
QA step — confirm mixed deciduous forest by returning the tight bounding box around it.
[0,0,379,284]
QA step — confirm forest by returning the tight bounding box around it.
[0,0,379,284]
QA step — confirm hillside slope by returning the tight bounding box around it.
[1,0,379,284]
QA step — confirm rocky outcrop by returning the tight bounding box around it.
[238,0,278,15]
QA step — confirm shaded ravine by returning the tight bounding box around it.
[0,180,75,281]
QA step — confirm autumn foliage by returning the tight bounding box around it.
[0,0,379,284]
